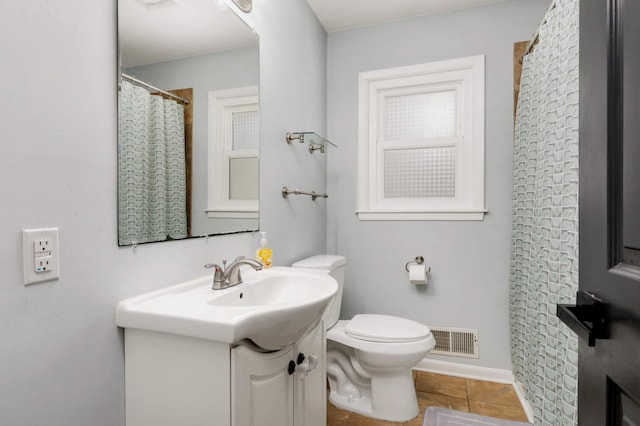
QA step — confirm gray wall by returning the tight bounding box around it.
[326,0,549,370]
[127,46,260,236]
[0,0,326,424]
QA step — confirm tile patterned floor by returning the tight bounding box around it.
[327,371,530,425]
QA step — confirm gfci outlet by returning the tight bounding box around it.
[23,228,60,285]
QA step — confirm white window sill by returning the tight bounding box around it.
[206,210,259,219]
[356,210,487,221]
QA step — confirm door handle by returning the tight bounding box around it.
[557,290,608,347]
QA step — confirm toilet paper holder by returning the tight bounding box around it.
[405,256,431,273]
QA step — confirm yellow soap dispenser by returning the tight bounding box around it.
[255,232,272,268]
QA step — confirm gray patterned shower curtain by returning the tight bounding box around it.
[118,80,187,246]
[510,0,579,424]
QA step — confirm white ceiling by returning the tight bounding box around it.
[119,0,512,68]
[119,0,257,68]
[306,0,510,32]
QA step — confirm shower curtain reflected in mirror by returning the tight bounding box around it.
[510,0,579,424]
[118,80,187,246]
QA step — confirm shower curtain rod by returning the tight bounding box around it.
[120,73,190,104]
[519,0,557,64]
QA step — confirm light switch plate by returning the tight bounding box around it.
[23,228,60,285]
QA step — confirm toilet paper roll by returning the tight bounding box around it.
[408,264,428,285]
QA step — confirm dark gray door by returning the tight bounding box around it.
[568,0,640,423]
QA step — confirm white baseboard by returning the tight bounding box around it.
[513,380,535,423]
[412,358,534,423]
[413,358,515,383]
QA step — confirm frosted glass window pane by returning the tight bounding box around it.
[384,90,457,140]
[229,157,258,199]
[384,147,456,198]
[232,110,259,150]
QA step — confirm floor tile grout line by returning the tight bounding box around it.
[465,377,470,410]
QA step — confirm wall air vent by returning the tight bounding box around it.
[429,327,479,359]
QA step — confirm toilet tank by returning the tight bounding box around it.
[291,255,346,329]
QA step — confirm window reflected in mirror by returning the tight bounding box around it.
[207,86,259,219]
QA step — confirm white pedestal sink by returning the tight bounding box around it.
[116,266,338,350]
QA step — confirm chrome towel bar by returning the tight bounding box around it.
[281,186,328,201]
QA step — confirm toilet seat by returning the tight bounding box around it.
[327,318,435,356]
[345,314,430,343]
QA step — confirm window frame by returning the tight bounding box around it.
[357,56,486,221]
[207,86,259,219]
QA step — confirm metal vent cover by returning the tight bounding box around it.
[429,327,479,358]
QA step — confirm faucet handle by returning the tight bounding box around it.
[204,263,226,287]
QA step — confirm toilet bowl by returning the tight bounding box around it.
[291,255,436,422]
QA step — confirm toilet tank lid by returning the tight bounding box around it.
[291,255,346,270]
[345,314,431,343]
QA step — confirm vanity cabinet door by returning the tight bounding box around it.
[294,321,326,426]
[231,345,295,426]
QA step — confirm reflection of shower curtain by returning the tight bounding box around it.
[118,80,187,246]
[510,0,579,424]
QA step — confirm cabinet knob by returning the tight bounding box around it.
[296,352,306,365]
[297,354,318,380]
[287,360,296,375]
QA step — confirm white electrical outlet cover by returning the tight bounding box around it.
[23,228,60,285]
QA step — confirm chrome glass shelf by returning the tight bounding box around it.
[285,132,337,154]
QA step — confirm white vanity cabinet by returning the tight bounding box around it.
[123,321,326,426]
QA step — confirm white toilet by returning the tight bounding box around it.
[291,255,436,422]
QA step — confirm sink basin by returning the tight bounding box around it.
[116,266,338,350]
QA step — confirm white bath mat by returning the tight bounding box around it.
[423,407,531,426]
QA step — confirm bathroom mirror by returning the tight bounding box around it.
[117,0,259,246]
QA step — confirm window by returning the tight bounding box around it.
[207,86,259,219]
[357,56,485,221]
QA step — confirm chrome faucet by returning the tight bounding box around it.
[204,256,263,290]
